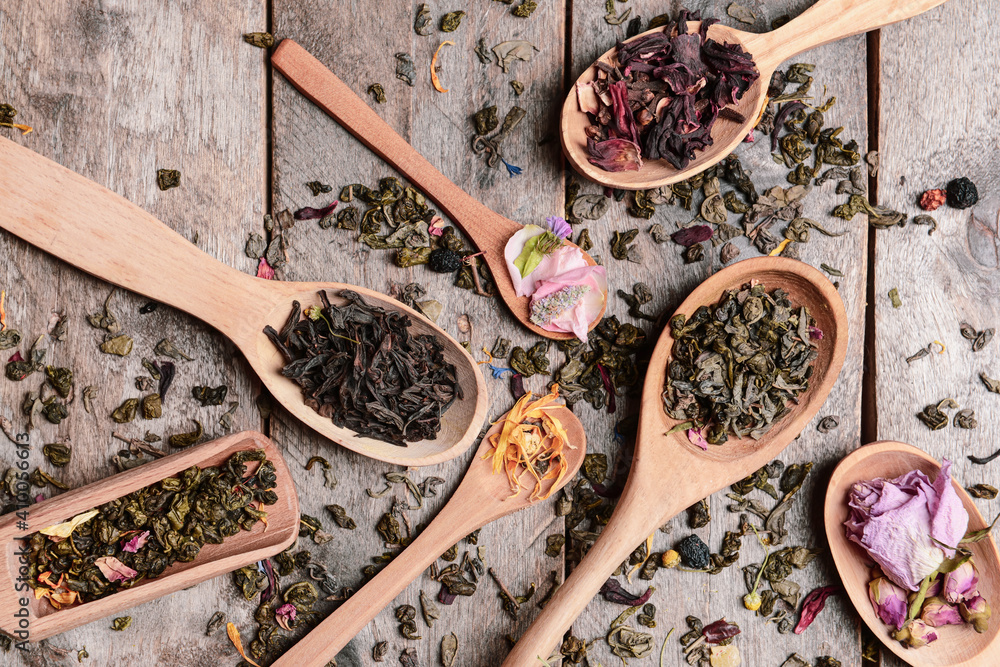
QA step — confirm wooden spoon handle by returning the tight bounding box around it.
[270,40,522,246]
[501,476,677,666]
[271,497,477,667]
[752,0,949,70]
[0,138,260,339]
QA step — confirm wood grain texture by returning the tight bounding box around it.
[269,1,570,665]
[874,0,999,664]
[0,0,266,663]
[564,2,870,666]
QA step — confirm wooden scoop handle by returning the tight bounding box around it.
[271,493,485,667]
[753,0,949,70]
[0,138,261,340]
[501,473,686,666]
[270,40,521,254]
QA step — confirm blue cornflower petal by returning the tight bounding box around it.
[500,157,523,177]
[488,364,515,379]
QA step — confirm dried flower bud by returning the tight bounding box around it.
[893,619,939,648]
[960,595,991,633]
[743,590,761,611]
[660,550,680,569]
[869,576,907,631]
[920,596,963,627]
[943,561,979,605]
[304,306,323,321]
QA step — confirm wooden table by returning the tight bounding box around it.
[0,1,995,665]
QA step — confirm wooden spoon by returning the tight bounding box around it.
[0,137,487,467]
[0,431,298,642]
[562,0,948,190]
[270,405,587,667]
[270,39,606,340]
[825,441,1000,667]
[501,256,848,665]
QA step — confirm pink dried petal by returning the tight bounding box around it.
[257,257,275,280]
[576,81,600,115]
[794,585,839,634]
[808,326,824,340]
[293,201,337,220]
[428,216,446,236]
[671,225,713,247]
[586,137,642,173]
[687,428,709,451]
[920,596,964,627]
[275,602,297,630]
[943,561,979,604]
[95,556,138,583]
[8,351,23,363]
[529,264,607,342]
[121,530,150,553]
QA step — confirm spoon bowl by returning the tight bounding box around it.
[562,0,949,190]
[270,403,588,667]
[0,137,489,467]
[0,431,299,642]
[270,40,606,340]
[825,441,1000,667]
[502,256,848,665]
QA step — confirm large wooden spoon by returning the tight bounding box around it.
[0,137,487,467]
[270,404,587,667]
[562,0,948,190]
[0,431,298,642]
[502,256,848,664]
[825,441,1000,667]
[270,40,606,341]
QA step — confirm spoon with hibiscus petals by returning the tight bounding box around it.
[562,0,950,190]
[270,39,607,341]
[825,441,1000,666]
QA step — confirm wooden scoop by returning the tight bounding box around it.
[825,441,1000,667]
[0,431,298,642]
[270,404,587,667]
[0,137,488,467]
[270,39,606,341]
[562,0,949,190]
[501,257,848,664]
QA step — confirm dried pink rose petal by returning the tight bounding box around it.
[94,556,138,583]
[121,530,150,553]
[869,576,907,631]
[894,619,939,648]
[844,460,968,590]
[257,257,275,280]
[687,427,709,451]
[275,602,297,631]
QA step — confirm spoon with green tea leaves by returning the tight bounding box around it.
[563,0,949,190]
[0,431,298,642]
[0,137,488,467]
[270,389,587,667]
[270,39,607,342]
[825,441,1000,666]
[502,256,848,665]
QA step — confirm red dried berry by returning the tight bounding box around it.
[918,188,946,211]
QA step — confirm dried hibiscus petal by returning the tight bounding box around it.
[794,585,839,634]
[600,578,654,606]
[671,224,713,247]
[702,618,740,643]
[293,201,338,220]
[587,137,642,172]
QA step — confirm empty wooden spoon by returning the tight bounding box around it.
[562,0,948,190]
[825,441,1000,667]
[501,256,848,665]
[0,137,487,467]
[270,39,606,341]
[270,404,587,667]
[0,430,298,642]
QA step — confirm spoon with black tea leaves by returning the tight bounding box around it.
[0,136,488,468]
[562,0,949,190]
[269,403,587,667]
[501,256,848,665]
[825,441,1000,667]
[270,39,606,341]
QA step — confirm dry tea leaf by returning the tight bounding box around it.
[168,419,204,448]
[414,4,432,35]
[727,3,757,24]
[967,483,998,499]
[571,194,610,220]
[440,11,465,32]
[100,335,133,357]
[111,398,139,424]
[441,632,458,666]
[155,338,193,361]
[368,83,387,104]
[395,53,416,86]
[242,32,274,48]
[491,40,537,74]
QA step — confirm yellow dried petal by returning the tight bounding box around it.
[227,623,262,667]
[39,509,99,538]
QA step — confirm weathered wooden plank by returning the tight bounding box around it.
[875,0,998,664]
[566,2,868,665]
[0,0,265,663]
[269,1,568,665]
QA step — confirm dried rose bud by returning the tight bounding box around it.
[943,561,979,605]
[960,595,991,633]
[869,576,907,631]
[893,619,939,648]
[920,596,963,627]
[660,550,680,569]
[918,188,946,211]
